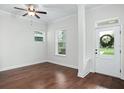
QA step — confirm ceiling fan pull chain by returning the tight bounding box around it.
[30,19,33,26]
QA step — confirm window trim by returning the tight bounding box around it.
[34,31,45,42]
[55,29,66,56]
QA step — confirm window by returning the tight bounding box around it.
[99,30,114,55]
[34,31,45,42]
[55,30,66,56]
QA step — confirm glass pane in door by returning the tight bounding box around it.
[99,30,114,55]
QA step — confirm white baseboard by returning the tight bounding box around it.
[46,60,78,69]
[0,60,77,72]
[0,60,47,72]
[121,77,124,80]
[78,71,90,78]
[120,74,124,80]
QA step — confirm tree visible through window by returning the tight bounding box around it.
[56,30,66,55]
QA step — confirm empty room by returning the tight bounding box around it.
[0,4,124,89]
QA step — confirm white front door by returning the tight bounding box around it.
[95,26,121,78]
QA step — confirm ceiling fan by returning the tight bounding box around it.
[14,5,47,19]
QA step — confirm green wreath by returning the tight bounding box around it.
[100,34,114,48]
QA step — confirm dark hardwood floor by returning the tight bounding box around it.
[0,62,124,89]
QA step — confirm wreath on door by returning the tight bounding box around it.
[100,34,114,48]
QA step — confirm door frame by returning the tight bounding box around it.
[94,25,122,78]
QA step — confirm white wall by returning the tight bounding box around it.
[47,15,78,69]
[85,5,124,79]
[0,11,47,71]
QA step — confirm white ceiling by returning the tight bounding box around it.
[0,4,103,23]
[85,4,104,9]
[0,4,78,23]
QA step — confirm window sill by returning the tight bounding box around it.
[55,54,66,57]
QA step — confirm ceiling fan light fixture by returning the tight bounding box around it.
[28,11,35,16]
[14,5,47,19]
[29,5,34,11]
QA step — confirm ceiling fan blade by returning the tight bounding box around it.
[35,14,40,19]
[22,13,28,16]
[14,7,27,11]
[35,11,47,14]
